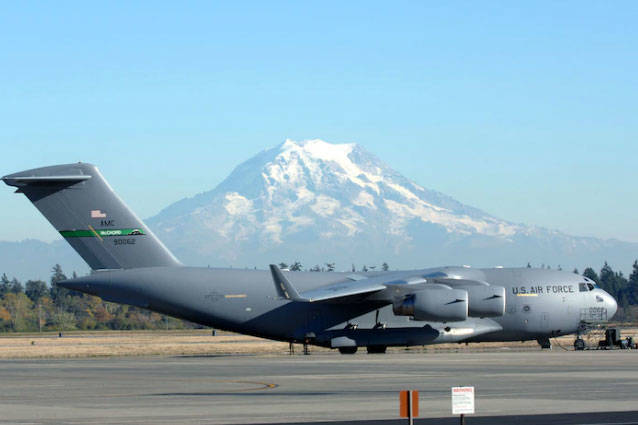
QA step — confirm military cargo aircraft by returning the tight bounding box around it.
[2,163,617,353]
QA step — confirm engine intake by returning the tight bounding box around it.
[393,286,468,322]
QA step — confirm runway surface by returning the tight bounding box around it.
[1,350,637,424]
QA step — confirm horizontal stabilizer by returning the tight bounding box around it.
[3,175,92,186]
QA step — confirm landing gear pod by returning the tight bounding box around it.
[466,286,506,317]
[393,286,468,321]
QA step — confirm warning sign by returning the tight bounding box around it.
[451,386,475,415]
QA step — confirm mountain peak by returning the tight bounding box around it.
[281,138,356,153]
[265,138,385,194]
[148,139,532,267]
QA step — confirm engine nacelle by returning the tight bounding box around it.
[465,286,506,317]
[393,286,468,322]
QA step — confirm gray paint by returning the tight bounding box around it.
[2,164,618,350]
[2,163,179,270]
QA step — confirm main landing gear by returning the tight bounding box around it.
[338,346,358,354]
[537,337,552,350]
[366,345,387,354]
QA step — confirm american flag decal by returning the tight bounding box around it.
[90,210,106,218]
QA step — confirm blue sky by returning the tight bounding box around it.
[1,2,637,242]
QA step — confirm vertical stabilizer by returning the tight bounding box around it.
[2,163,181,270]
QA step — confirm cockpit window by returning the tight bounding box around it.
[587,283,595,291]
[579,283,588,292]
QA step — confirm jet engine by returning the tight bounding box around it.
[393,286,468,322]
[465,286,506,317]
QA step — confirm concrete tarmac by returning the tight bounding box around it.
[1,350,637,424]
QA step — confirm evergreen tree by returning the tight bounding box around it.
[25,280,48,303]
[0,273,10,298]
[10,278,23,294]
[629,260,638,305]
[290,261,303,271]
[583,267,600,284]
[573,268,579,274]
[50,264,68,303]
[325,263,335,272]
[382,262,389,271]
[614,271,630,307]
[599,262,630,307]
[526,262,532,268]
[599,262,614,292]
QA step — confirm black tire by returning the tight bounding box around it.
[366,345,387,354]
[537,337,552,349]
[574,338,586,351]
[338,346,358,355]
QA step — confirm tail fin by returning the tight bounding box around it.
[2,163,181,270]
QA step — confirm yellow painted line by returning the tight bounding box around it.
[516,293,538,297]
[224,294,247,299]
[88,225,103,242]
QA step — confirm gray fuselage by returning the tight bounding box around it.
[63,265,617,349]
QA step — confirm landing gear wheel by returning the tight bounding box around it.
[366,345,387,354]
[537,337,552,350]
[574,338,586,351]
[338,346,358,355]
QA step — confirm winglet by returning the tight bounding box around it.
[269,264,305,301]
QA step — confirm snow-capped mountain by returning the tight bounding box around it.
[146,139,637,271]
[2,139,636,281]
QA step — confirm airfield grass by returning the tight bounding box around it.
[1,327,636,359]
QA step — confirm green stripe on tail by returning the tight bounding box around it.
[61,228,146,238]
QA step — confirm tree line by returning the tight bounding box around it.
[1,260,637,332]
[278,262,390,272]
[579,261,638,309]
[0,265,195,332]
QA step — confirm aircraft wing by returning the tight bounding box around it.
[269,265,386,302]
[269,265,495,304]
[300,279,388,302]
